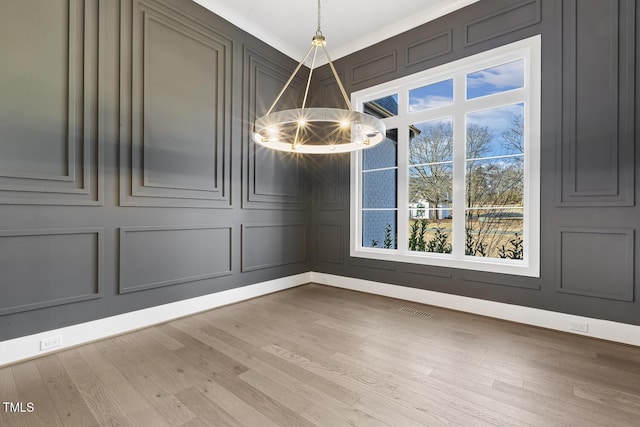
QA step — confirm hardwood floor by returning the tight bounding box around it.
[2,283,640,426]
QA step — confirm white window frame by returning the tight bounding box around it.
[350,35,541,277]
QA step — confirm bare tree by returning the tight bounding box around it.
[465,117,525,258]
[406,116,525,258]
[501,114,524,154]
[466,123,492,159]
[409,121,453,218]
[465,124,493,209]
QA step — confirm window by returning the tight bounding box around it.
[351,35,540,277]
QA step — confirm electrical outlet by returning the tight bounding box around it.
[569,322,589,334]
[40,336,62,351]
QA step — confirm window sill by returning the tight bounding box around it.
[350,247,539,277]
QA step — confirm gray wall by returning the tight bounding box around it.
[0,0,310,341]
[2,0,638,344]
[310,0,640,326]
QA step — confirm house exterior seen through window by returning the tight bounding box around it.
[350,35,541,277]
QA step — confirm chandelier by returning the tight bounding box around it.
[252,0,386,154]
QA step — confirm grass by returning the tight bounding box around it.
[408,217,524,258]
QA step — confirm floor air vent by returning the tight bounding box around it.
[399,307,433,318]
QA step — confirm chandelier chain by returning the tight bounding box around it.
[316,0,322,35]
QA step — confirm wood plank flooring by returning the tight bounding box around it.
[2,283,640,426]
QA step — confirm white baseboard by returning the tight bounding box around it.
[311,272,640,347]
[3,270,638,367]
[0,272,311,367]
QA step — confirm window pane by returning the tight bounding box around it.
[408,212,453,254]
[363,169,397,209]
[466,59,524,99]
[409,79,453,112]
[409,119,453,165]
[466,103,524,159]
[466,156,524,208]
[409,164,452,213]
[465,208,524,259]
[363,129,398,170]
[363,94,399,118]
[352,36,539,275]
[363,210,397,249]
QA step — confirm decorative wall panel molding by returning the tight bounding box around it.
[308,70,346,210]
[317,71,346,108]
[559,0,635,206]
[405,29,453,67]
[461,273,540,290]
[351,51,398,86]
[242,47,306,210]
[315,154,346,210]
[0,228,103,315]
[404,268,453,280]
[316,224,344,264]
[349,260,397,271]
[119,0,232,208]
[557,227,634,301]
[119,225,233,293]
[464,0,541,46]
[241,224,306,272]
[0,0,102,205]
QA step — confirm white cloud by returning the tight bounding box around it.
[467,104,523,131]
[467,60,524,90]
[409,95,453,112]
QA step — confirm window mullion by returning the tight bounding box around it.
[464,89,526,114]
[397,90,409,253]
[451,72,467,258]
[351,150,363,251]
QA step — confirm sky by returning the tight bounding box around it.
[409,79,453,112]
[364,59,526,161]
[466,59,524,99]
[407,59,524,111]
[465,103,524,158]
[407,59,525,158]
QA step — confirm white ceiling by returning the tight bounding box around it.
[192,0,479,67]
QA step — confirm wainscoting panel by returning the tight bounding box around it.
[405,29,453,67]
[0,228,103,315]
[351,51,398,86]
[241,224,307,271]
[349,259,397,271]
[464,0,541,46]
[119,225,232,293]
[557,228,634,301]
[316,224,344,264]
[559,0,635,206]
[317,72,344,108]
[120,0,232,208]
[242,47,306,209]
[403,268,453,280]
[0,0,101,205]
[461,273,541,290]
[314,154,346,210]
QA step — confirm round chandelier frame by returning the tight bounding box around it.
[254,108,385,154]
[252,2,386,154]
